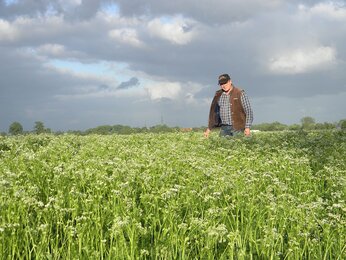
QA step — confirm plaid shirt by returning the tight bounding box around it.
[218,90,253,128]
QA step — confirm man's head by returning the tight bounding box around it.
[218,74,232,92]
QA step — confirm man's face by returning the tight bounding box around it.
[220,80,232,92]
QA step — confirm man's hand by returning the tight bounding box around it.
[244,128,250,136]
[204,128,211,138]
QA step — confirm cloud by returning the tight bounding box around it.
[117,77,140,89]
[115,0,283,24]
[0,19,18,41]
[0,0,103,21]
[145,82,182,100]
[1,15,66,44]
[58,0,82,10]
[147,16,197,45]
[252,91,346,124]
[299,2,346,20]
[109,28,144,47]
[1,0,346,132]
[268,46,336,74]
[37,43,66,56]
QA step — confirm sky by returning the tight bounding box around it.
[0,0,345,132]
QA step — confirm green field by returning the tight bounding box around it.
[0,131,345,259]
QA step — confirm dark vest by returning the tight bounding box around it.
[208,86,246,131]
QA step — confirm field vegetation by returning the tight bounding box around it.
[0,130,345,259]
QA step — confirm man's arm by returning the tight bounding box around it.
[240,91,253,135]
[204,93,220,138]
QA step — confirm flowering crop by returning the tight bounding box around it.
[0,131,345,259]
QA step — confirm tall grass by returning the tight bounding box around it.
[0,131,345,259]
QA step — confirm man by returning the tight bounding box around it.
[204,73,253,138]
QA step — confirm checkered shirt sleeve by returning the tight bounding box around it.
[240,91,253,128]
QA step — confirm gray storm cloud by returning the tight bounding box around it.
[0,0,345,132]
[117,77,140,90]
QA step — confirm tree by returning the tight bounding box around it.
[301,116,315,130]
[252,122,288,131]
[339,119,346,130]
[34,121,45,134]
[9,122,23,135]
[315,122,335,130]
[270,121,288,131]
[288,124,301,131]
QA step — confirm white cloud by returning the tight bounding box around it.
[145,82,182,100]
[268,46,336,74]
[37,44,66,56]
[3,15,66,42]
[147,16,197,45]
[108,28,144,48]
[58,0,82,11]
[298,2,346,20]
[0,19,18,41]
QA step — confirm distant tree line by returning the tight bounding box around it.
[2,117,346,136]
[252,117,343,131]
[1,121,203,136]
[3,121,52,136]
